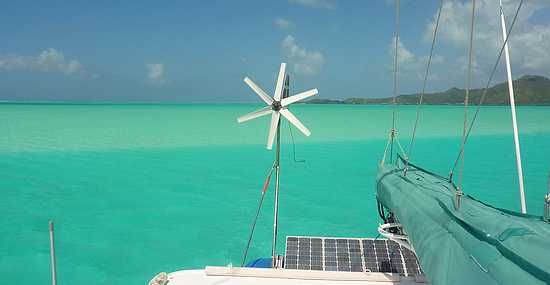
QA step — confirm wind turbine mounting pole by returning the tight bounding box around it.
[272,115,281,268]
[499,0,527,214]
[237,63,318,268]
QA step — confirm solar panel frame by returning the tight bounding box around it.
[284,236,423,277]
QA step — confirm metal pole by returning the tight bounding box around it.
[271,119,281,268]
[49,221,57,285]
[499,0,527,214]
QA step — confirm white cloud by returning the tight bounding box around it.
[274,17,295,29]
[146,63,166,84]
[288,0,336,9]
[64,60,82,75]
[514,24,550,70]
[391,37,416,65]
[282,35,325,76]
[0,48,82,75]
[424,0,550,77]
[388,37,444,81]
[0,54,28,70]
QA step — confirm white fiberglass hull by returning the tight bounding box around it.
[152,266,429,285]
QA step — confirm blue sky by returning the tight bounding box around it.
[1,0,549,102]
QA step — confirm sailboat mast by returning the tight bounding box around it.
[499,0,527,214]
[271,116,281,268]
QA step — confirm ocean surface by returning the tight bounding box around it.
[1,103,549,284]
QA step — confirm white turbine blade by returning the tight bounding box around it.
[280,109,311,136]
[281,88,318,107]
[244,77,273,105]
[237,106,272,123]
[273,63,286,101]
[266,111,280,150]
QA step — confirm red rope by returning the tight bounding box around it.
[263,173,272,194]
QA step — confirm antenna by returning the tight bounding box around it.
[237,62,318,267]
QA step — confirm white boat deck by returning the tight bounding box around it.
[156,266,429,285]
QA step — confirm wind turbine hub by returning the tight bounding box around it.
[237,62,318,150]
[272,101,282,111]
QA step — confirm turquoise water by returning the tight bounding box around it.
[0,104,549,284]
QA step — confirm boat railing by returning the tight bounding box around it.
[544,172,550,222]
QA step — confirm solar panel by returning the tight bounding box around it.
[284,236,423,276]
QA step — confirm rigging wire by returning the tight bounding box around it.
[390,0,400,164]
[241,162,276,267]
[406,0,444,166]
[450,0,525,178]
[457,0,476,197]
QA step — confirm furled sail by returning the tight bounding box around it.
[376,156,550,285]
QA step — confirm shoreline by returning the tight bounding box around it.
[1,101,550,106]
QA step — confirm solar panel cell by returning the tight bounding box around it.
[285,236,422,276]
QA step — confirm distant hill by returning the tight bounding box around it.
[308,75,550,105]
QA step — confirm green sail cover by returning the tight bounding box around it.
[376,157,550,285]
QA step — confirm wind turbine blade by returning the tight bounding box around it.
[244,77,273,105]
[237,106,272,123]
[280,109,311,136]
[273,63,286,101]
[281,88,318,107]
[266,111,280,150]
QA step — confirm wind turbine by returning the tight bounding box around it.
[237,62,318,268]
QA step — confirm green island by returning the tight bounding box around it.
[307,75,550,105]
